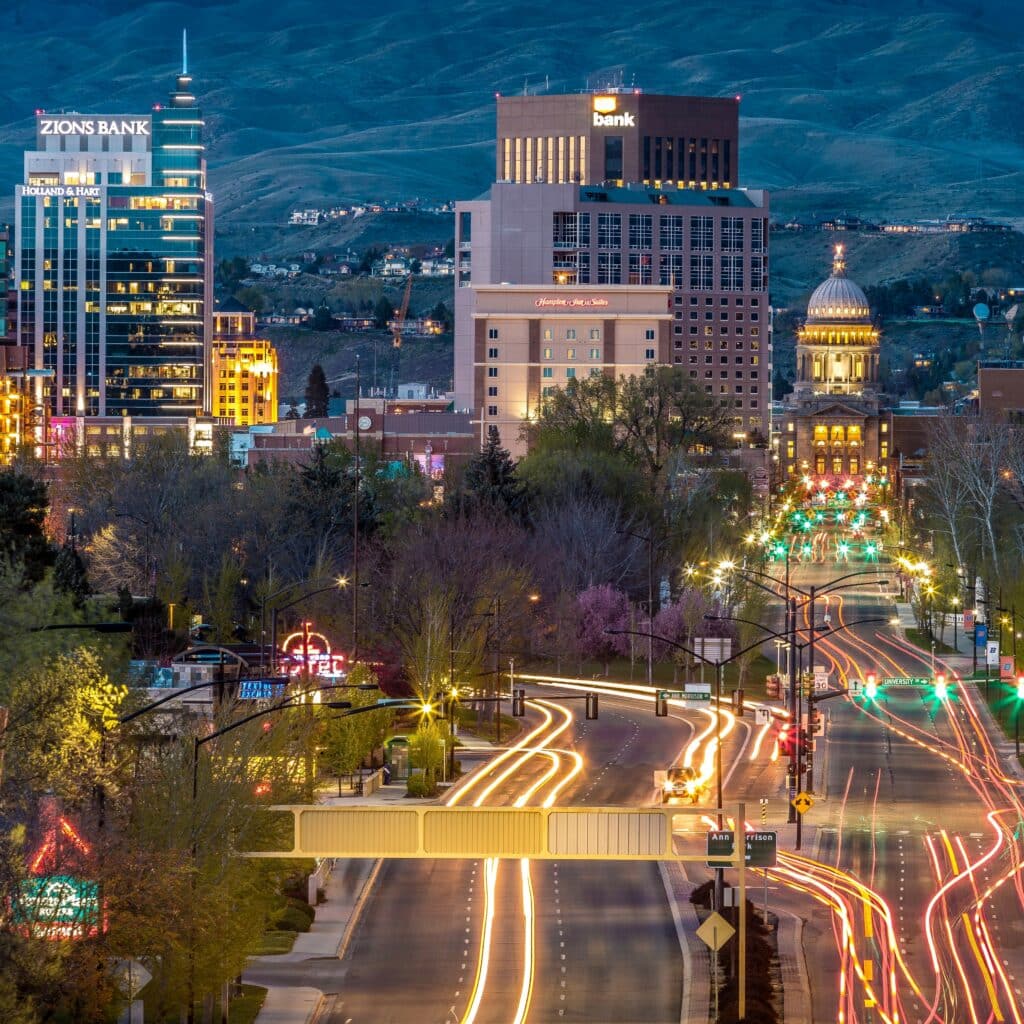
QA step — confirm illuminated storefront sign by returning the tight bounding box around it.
[281,628,347,678]
[18,185,102,199]
[534,296,610,309]
[15,876,100,940]
[593,111,635,127]
[38,117,151,137]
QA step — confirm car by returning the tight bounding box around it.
[662,765,705,804]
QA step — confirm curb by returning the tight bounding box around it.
[335,858,384,961]
[658,861,709,1024]
[774,906,813,1023]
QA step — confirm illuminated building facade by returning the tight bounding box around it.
[455,90,770,448]
[1,225,29,462]
[496,90,739,189]
[210,305,278,426]
[14,60,213,418]
[779,246,889,480]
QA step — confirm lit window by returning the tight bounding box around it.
[589,347,601,360]
[544,328,553,341]
[543,347,553,359]
[567,348,576,360]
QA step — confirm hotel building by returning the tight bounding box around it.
[210,303,279,427]
[455,90,770,455]
[14,62,213,419]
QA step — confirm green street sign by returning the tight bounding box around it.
[13,875,100,939]
[659,689,712,702]
[881,676,929,687]
[706,830,778,869]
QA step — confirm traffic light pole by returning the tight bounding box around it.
[787,597,798,825]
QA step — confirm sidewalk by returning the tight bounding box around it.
[245,736,502,1023]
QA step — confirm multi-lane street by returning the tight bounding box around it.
[256,537,1024,1024]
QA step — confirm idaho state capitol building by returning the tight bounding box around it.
[778,246,890,481]
[454,88,770,456]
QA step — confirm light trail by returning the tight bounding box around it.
[460,856,499,1024]
[510,858,536,1024]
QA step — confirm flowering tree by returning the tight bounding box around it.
[575,585,630,675]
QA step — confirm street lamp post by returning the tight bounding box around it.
[268,576,349,673]
[618,528,656,686]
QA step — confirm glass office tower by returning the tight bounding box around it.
[15,65,213,417]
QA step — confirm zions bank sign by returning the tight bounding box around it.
[37,116,151,138]
[591,96,635,128]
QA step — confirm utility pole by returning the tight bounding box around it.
[787,597,798,825]
[352,355,360,661]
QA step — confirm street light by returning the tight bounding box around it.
[1016,675,1024,758]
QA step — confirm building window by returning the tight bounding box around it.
[590,367,603,377]
[751,218,765,253]
[589,327,601,340]
[604,135,624,179]
[751,254,765,290]
[487,347,498,359]
[660,214,684,250]
[722,216,744,252]
[589,347,601,360]
[542,386,554,397]
[645,348,656,360]
[543,328,553,341]
[660,253,685,286]
[566,367,576,379]
[690,215,713,251]
[690,253,713,290]
[543,347,553,359]
[597,213,621,248]
[488,327,499,339]
[629,214,653,250]
[487,367,499,377]
[721,254,743,291]
[542,367,553,378]
[487,405,498,416]
[487,386,498,397]
[629,252,652,284]
[597,251,621,284]
[567,347,576,358]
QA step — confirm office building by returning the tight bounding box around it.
[210,303,279,426]
[14,56,213,419]
[777,246,889,480]
[455,89,770,455]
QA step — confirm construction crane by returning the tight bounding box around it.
[391,274,413,397]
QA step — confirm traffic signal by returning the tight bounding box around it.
[586,692,599,720]
[1018,675,1024,700]
[512,688,526,716]
[934,673,948,700]
[809,707,823,736]
[655,693,668,717]
[865,672,878,700]
[777,724,796,758]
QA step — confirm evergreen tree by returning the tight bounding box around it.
[456,427,529,522]
[304,364,330,418]
[53,545,90,608]
[311,303,334,331]
[0,470,53,585]
[373,296,395,329]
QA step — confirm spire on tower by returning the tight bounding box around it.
[182,28,188,76]
[832,243,846,277]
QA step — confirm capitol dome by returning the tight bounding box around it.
[806,245,871,323]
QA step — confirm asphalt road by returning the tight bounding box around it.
[318,695,706,1024]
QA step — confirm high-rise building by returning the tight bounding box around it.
[14,56,213,419]
[455,89,770,455]
[1,224,30,462]
[210,303,279,427]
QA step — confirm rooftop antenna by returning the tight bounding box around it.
[523,76,529,96]
[182,28,188,75]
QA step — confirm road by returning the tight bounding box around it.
[318,693,720,1023]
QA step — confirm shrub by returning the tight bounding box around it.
[271,905,313,933]
[406,773,429,798]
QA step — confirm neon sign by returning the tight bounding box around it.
[281,628,347,678]
[39,117,151,137]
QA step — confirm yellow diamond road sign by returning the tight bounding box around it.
[792,791,814,814]
[696,911,735,951]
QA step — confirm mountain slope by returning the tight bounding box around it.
[0,0,1022,230]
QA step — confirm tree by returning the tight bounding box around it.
[453,426,529,522]
[319,665,390,793]
[304,364,330,418]
[53,544,90,608]
[408,718,445,792]
[234,285,265,315]
[575,585,630,675]
[373,295,395,329]
[0,469,53,585]
[311,303,334,331]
